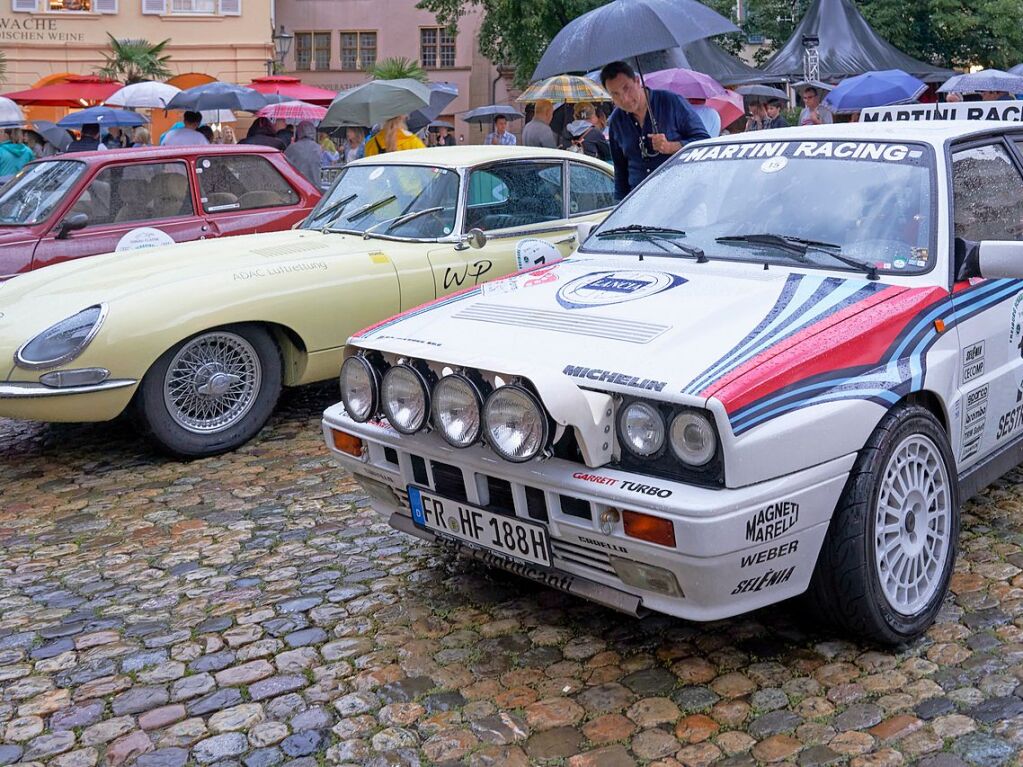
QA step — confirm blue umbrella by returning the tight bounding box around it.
[823,70,926,114]
[407,82,459,132]
[460,105,524,124]
[57,106,147,128]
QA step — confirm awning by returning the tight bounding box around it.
[3,75,122,107]
[248,76,338,107]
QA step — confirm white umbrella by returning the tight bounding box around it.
[201,109,236,124]
[106,82,182,109]
[0,96,26,125]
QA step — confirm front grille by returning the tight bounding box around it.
[383,447,399,466]
[551,539,616,576]
[485,476,515,516]
[453,303,670,344]
[525,487,548,522]
[559,494,592,521]
[431,461,467,502]
[411,455,429,486]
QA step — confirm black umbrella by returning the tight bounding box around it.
[166,82,281,113]
[407,82,459,132]
[460,105,524,124]
[736,84,789,102]
[532,0,738,81]
[428,120,455,132]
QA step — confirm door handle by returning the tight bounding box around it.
[555,235,576,245]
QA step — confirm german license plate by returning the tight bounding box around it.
[407,486,551,567]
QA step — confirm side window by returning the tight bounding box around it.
[70,162,194,226]
[463,162,563,232]
[198,155,300,213]
[952,144,1023,242]
[569,163,615,216]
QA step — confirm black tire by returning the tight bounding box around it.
[806,403,960,645]
[133,323,282,458]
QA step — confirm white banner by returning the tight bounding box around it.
[861,100,1023,123]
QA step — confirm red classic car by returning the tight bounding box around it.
[0,144,321,279]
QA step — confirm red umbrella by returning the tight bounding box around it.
[256,100,328,122]
[248,76,337,107]
[3,75,121,107]
[706,90,745,129]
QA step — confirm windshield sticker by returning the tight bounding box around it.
[516,238,562,270]
[893,258,907,269]
[681,141,926,166]
[760,156,788,173]
[115,227,175,252]
[862,100,1023,123]
[368,167,384,181]
[556,270,686,310]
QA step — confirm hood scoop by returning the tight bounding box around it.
[252,240,330,259]
[453,302,670,344]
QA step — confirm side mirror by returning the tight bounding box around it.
[576,221,596,245]
[464,227,487,249]
[55,212,88,240]
[956,239,1023,280]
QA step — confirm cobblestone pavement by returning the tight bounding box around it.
[3,385,1023,767]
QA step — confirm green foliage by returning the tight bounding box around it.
[369,57,429,82]
[96,34,172,84]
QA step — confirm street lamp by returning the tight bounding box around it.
[267,24,294,75]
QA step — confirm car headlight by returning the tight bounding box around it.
[670,411,717,466]
[15,304,106,370]
[432,374,483,448]
[484,385,548,462]
[381,364,430,434]
[619,401,665,457]
[339,356,379,423]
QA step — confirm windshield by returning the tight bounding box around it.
[303,164,459,239]
[0,160,86,226]
[586,140,935,275]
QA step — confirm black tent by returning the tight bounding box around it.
[761,0,953,83]
[637,39,772,86]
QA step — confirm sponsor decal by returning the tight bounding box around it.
[481,263,561,296]
[374,335,442,347]
[995,380,1023,441]
[1010,292,1023,358]
[571,471,672,498]
[556,270,686,310]
[578,535,629,553]
[443,259,492,290]
[961,341,985,384]
[436,538,575,591]
[731,566,796,595]
[960,384,988,461]
[234,261,328,280]
[680,141,925,165]
[563,365,667,392]
[745,502,799,543]
[573,472,617,486]
[115,227,175,252]
[739,539,799,569]
[516,238,562,270]
[862,100,1023,123]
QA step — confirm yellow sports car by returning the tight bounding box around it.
[0,146,615,456]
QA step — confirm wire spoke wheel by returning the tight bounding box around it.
[875,433,951,616]
[162,331,262,434]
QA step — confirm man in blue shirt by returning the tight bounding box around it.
[601,60,710,200]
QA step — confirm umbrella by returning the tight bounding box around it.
[257,100,327,122]
[3,75,121,107]
[460,105,524,124]
[643,68,725,100]
[823,69,926,114]
[166,82,276,113]
[1011,64,1023,76]
[0,96,25,125]
[407,82,459,132]
[321,78,431,128]
[793,80,834,93]
[532,0,738,81]
[736,84,789,102]
[31,121,72,151]
[57,106,147,128]
[705,90,744,128]
[428,120,455,132]
[518,75,610,103]
[106,81,181,109]
[200,109,236,125]
[248,76,338,107]
[938,68,1023,94]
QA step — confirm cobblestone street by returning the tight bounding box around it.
[2,384,1023,767]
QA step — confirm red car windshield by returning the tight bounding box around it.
[0,160,86,226]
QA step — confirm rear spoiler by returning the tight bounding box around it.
[861,100,1023,123]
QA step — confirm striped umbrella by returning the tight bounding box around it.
[256,100,328,122]
[518,75,610,104]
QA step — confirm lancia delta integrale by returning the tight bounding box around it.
[324,122,1023,643]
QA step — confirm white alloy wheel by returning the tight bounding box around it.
[163,331,262,434]
[874,433,952,615]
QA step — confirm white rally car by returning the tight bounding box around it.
[323,121,1023,643]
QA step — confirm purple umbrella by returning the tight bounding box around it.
[644,68,726,100]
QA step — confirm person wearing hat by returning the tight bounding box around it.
[764,100,789,129]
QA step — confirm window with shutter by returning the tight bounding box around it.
[93,0,117,13]
[12,0,40,12]
[142,0,166,14]
[218,0,240,15]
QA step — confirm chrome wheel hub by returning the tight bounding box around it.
[875,434,951,615]
[163,332,261,434]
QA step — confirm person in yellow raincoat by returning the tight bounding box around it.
[364,116,426,155]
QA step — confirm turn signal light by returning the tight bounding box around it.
[330,430,364,457]
[622,510,676,547]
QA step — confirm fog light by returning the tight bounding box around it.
[39,368,110,388]
[330,429,364,457]
[622,510,676,547]
[610,556,684,597]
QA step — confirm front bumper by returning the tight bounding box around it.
[322,404,855,622]
[0,378,137,421]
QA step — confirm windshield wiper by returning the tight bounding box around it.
[363,206,445,238]
[715,233,879,280]
[597,225,707,262]
[345,195,397,223]
[310,193,357,229]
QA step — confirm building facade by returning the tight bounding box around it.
[275,0,514,141]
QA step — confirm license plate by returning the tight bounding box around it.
[407,486,551,567]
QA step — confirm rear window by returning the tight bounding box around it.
[197,155,299,213]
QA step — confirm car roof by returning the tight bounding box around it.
[349,145,609,168]
[36,144,281,165]
[702,120,1023,150]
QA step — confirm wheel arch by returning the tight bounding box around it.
[261,322,311,386]
[898,390,949,434]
